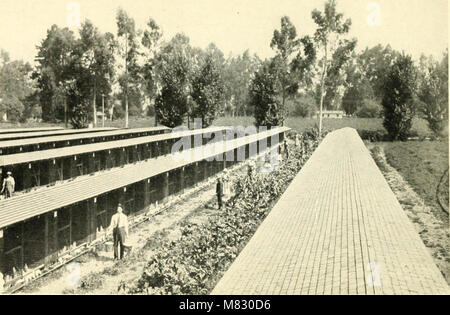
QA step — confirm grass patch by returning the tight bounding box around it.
[2,116,432,138]
[213,116,431,135]
[382,140,449,224]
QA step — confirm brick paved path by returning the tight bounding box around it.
[212,128,449,295]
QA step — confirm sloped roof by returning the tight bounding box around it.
[0,126,170,150]
[0,127,289,229]
[0,127,64,134]
[0,127,116,141]
[0,126,229,166]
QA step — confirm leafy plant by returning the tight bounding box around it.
[128,129,323,295]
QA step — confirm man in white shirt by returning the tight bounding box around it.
[1,171,15,198]
[109,204,129,260]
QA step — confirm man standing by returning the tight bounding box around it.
[283,139,289,160]
[1,171,15,199]
[216,177,224,210]
[109,204,129,260]
[295,134,300,147]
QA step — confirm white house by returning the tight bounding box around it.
[314,110,345,119]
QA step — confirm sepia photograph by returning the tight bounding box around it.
[0,0,448,299]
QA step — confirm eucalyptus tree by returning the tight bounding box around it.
[116,8,140,128]
[141,18,163,122]
[251,16,315,127]
[270,16,316,114]
[312,0,356,135]
[34,25,76,123]
[76,20,116,127]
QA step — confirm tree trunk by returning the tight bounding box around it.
[93,83,97,127]
[125,34,129,129]
[64,96,68,128]
[319,43,328,137]
[282,89,286,127]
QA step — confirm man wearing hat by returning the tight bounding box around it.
[109,203,129,260]
[1,171,15,199]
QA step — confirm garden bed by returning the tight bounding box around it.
[127,129,324,295]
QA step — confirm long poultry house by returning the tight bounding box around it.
[0,125,289,286]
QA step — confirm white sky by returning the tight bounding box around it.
[0,0,448,64]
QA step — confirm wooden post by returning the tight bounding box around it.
[44,214,49,264]
[179,167,185,194]
[23,165,32,190]
[87,199,97,242]
[101,94,105,128]
[162,173,169,201]
[49,159,59,184]
[120,148,127,166]
[20,223,24,270]
[0,228,4,274]
[193,162,198,186]
[144,179,151,207]
[203,160,208,181]
[88,153,96,174]
[53,211,58,256]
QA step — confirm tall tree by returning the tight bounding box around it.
[154,34,193,127]
[382,54,417,141]
[0,59,34,122]
[75,20,116,127]
[417,51,448,136]
[341,77,374,116]
[34,25,76,123]
[357,44,400,101]
[312,0,355,135]
[250,60,284,127]
[141,18,163,121]
[223,51,261,116]
[191,54,225,127]
[116,8,140,128]
[270,16,316,121]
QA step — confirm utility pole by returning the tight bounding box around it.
[64,95,68,128]
[93,82,97,128]
[101,94,105,127]
[125,33,129,129]
[318,42,328,138]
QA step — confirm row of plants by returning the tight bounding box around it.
[127,128,325,295]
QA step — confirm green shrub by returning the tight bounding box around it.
[113,104,125,120]
[356,99,382,118]
[291,95,317,118]
[357,129,388,142]
[128,105,141,117]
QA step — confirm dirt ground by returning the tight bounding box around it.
[368,143,450,284]
[15,163,248,295]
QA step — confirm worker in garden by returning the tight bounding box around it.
[283,139,289,159]
[216,177,224,210]
[1,171,15,199]
[247,160,256,179]
[295,134,300,147]
[222,169,230,197]
[109,203,129,260]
